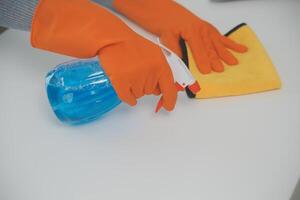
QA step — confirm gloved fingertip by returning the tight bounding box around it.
[199,66,212,74]
[126,99,137,107]
[162,101,176,111]
[211,59,224,72]
[235,44,248,53]
[157,70,178,111]
[163,89,177,112]
[240,45,249,53]
[221,37,248,53]
[227,57,239,65]
[194,57,212,74]
[222,50,239,66]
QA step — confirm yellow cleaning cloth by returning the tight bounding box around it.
[186,24,281,99]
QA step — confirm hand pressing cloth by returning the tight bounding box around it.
[182,24,282,99]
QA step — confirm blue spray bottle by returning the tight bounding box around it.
[46,59,121,125]
[45,41,200,125]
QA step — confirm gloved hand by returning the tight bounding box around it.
[113,0,248,74]
[31,0,177,110]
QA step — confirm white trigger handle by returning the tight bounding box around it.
[156,38,196,88]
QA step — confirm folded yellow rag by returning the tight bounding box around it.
[183,24,281,99]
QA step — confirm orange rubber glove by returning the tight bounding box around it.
[31,0,177,111]
[113,0,248,74]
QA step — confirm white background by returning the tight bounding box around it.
[1,0,300,200]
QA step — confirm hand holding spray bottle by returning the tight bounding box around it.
[46,40,200,125]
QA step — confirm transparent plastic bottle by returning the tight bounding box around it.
[46,59,121,125]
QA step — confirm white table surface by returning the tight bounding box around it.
[1,1,300,200]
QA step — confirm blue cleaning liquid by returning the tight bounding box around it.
[46,59,121,125]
